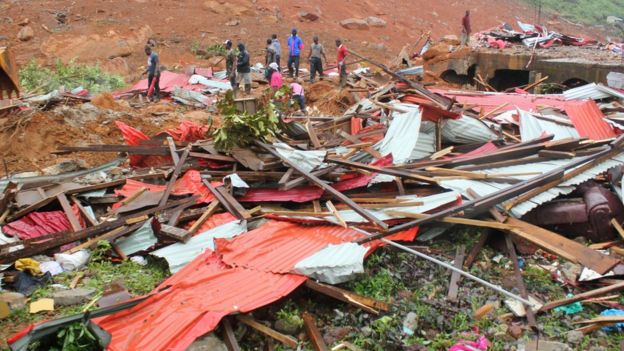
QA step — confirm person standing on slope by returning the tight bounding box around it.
[335,38,348,88]
[308,36,327,83]
[461,10,471,46]
[287,28,304,78]
[142,45,160,101]
[235,42,251,95]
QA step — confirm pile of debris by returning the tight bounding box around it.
[476,21,598,49]
[3,50,624,351]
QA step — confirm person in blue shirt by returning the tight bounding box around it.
[287,28,303,78]
[141,45,160,102]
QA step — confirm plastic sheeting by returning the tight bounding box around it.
[293,243,368,284]
[152,220,246,273]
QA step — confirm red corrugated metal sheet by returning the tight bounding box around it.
[564,100,616,140]
[216,221,416,274]
[447,141,498,159]
[95,252,305,351]
[2,207,84,240]
[184,212,237,234]
[334,155,393,191]
[238,186,324,203]
[401,95,460,121]
[430,89,567,114]
[119,71,206,94]
[115,170,222,204]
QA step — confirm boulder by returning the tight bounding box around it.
[340,18,369,30]
[18,18,30,26]
[52,288,96,306]
[441,35,461,45]
[186,334,227,351]
[225,19,240,26]
[298,11,319,22]
[566,330,584,345]
[0,292,27,310]
[17,26,34,41]
[366,16,387,28]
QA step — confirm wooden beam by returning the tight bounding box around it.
[236,315,298,348]
[202,180,251,220]
[463,231,491,269]
[384,210,511,230]
[327,158,436,184]
[166,137,180,165]
[221,318,241,351]
[159,147,191,207]
[447,246,465,301]
[326,200,347,228]
[188,200,220,234]
[70,196,98,227]
[257,141,388,231]
[611,219,624,241]
[504,234,537,329]
[540,280,624,312]
[303,312,328,351]
[338,130,382,159]
[305,280,389,314]
[57,193,82,232]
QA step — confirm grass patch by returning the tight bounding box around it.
[526,0,624,28]
[20,59,125,95]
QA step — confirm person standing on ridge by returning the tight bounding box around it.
[225,40,237,90]
[307,36,327,83]
[335,38,348,88]
[287,28,304,78]
[272,34,281,71]
[142,45,160,101]
[265,38,276,67]
[235,42,251,95]
[461,10,471,47]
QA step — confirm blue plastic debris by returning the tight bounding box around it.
[600,309,624,332]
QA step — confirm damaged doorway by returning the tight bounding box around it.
[440,64,476,86]
[488,69,529,91]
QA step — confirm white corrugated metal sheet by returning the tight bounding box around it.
[151,221,247,273]
[519,109,579,141]
[115,221,158,256]
[293,243,369,284]
[438,153,624,217]
[563,83,624,101]
[442,115,499,144]
[375,103,423,164]
[274,143,326,173]
[410,132,436,160]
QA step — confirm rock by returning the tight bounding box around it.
[0,292,27,310]
[566,330,584,345]
[361,326,372,337]
[274,318,299,335]
[0,35,8,41]
[323,326,351,345]
[524,340,572,351]
[339,18,369,30]
[366,16,387,27]
[186,333,227,351]
[441,35,461,45]
[42,158,88,175]
[52,288,96,306]
[559,262,582,281]
[203,1,252,16]
[298,11,319,21]
[18,18,30,26]
[589,347,607,351]
[507,325,523,339]
[402,312,418,335]
[102,57,130,77]
[17,26,34,41]
[225,19,240,26]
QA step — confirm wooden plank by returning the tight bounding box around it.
[278,168,295,185]
[338,130,382,159]
[159,147,191,207]
[447,246,465,301]
[166,137,180,165]
[188,200,220,234]
[384,210,511,230]
[65,226,128,254]
[189,152,237,162]
[463,231,490,269]
[611,219,624,241]
[504,234,537,329]
[0,182,18,214]
[202,180,251,220]
[236,315,298,348]
[312,200,322,213]
[70,196,98,227]
[282,165,339,191]
[305,280,389,314]
[327,158,436,184]
[166,198,197,226]
[221,318,241,351]
[326,200,347,228]
[158,224,191,242]
[8,195,57,221]
[306,119,322,149]
[506,217,620,275]
[303,312,329,351]
[57,193,82,232]
[540,280,624,312]
[257,141,388,231]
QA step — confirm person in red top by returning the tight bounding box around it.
[335,38,348,88]
[461,10,471,47]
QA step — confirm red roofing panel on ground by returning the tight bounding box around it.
[185,212,237,234]
[2,207,83,240]
[119,71,206,94]
[238,186,324,203]
[334,155,393,191]
[564,100,616,140]
[95,252,305,351]
[430,89,567,114]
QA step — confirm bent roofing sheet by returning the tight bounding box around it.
[375,103,423,164]
[564,100,616,140]
[438,153,624,217]
[432,89,567,113]
[518,109,579,142]
[95,253,305,351]
[1,207,82,240]
[115,220,158,256]
[293,242,368,284]
[152,220,246,273]
[442,115,499,144]
[563,83,624,101]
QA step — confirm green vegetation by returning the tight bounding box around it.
[213,91,280,151]
[191,42,228,58]
[350,268,402,303]
[19,60,125,94]
[27,322,101,351]
[527,0,624,28]
[275,301,304,330]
